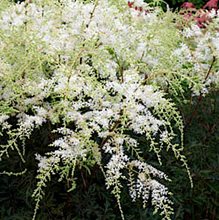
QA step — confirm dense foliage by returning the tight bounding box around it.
[0,0,218,220]
[166,0,206,9]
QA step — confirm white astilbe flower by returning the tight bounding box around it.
[151,180,173,217]
[0,114,9,124]
[1,1,211,220]
[105,147,129,189]
[131,160,169,180]
[0,115,11,136]
[211,33,219,56]
[18,113,46,129]
[182,24,202,38]
[35,154,51,170]
[127,160,173,219]
[51,130,87,160]
[172,43,193,64]
[0,2,27,28]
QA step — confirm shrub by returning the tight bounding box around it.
[0,0,219,219]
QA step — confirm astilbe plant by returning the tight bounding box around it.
[1,0,219,219]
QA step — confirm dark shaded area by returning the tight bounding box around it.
[165,89,219,220]
[165,0,207,9]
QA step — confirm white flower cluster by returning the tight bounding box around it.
[3,0,219,219]
[128,161,173,219]
[178,20,219,96]
[51,128,87,160]
[105,147,129,189]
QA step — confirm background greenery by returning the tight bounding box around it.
[152,0,210,9]
[165,0,207,9]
